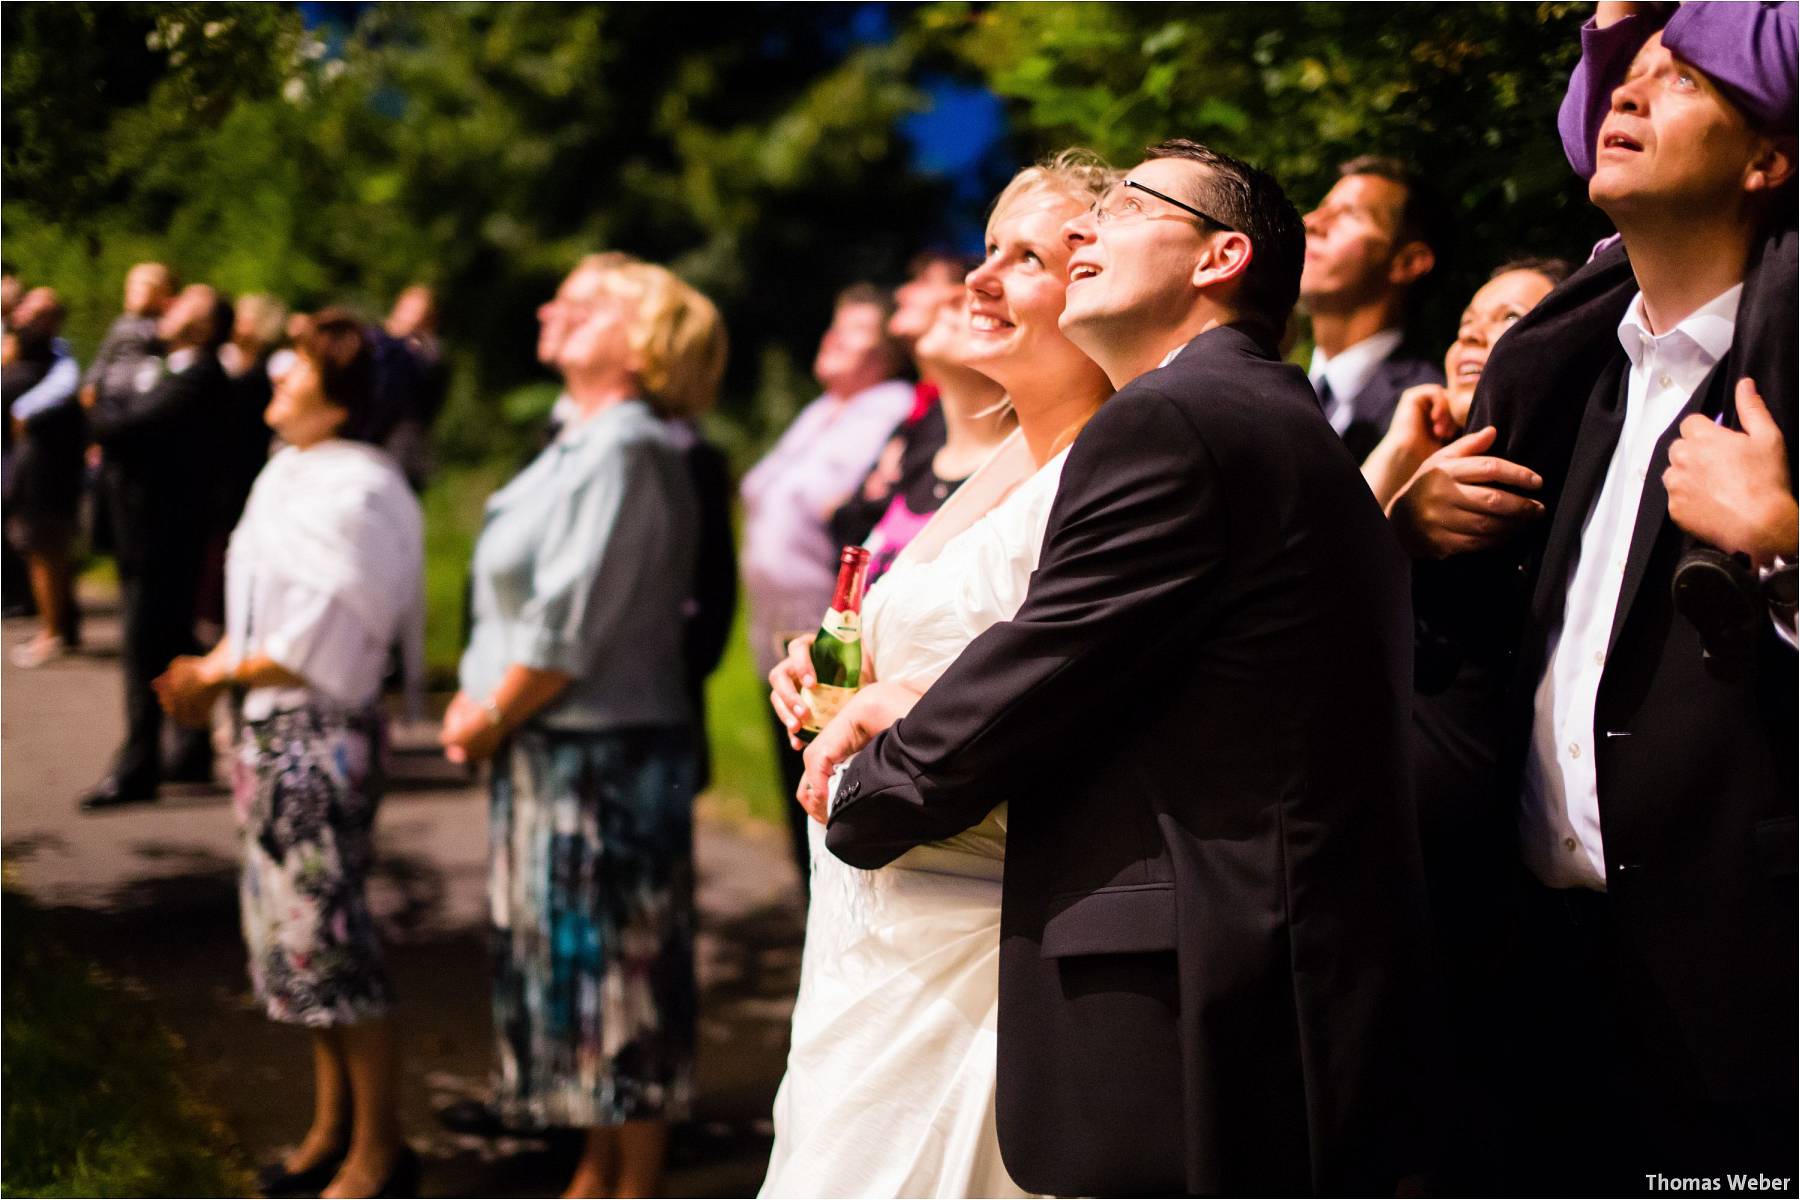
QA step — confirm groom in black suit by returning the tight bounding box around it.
[810,141,1431,1195]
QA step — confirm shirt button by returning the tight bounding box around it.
[1564,837,1579,852]
[1659,373,1674,389]
[1568,742,1582,759]
[1593,650,1605,666]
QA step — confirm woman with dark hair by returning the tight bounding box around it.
[154,308,425,1199]
[1360,258,1573,508]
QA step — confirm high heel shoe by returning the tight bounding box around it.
[255,1147,346,1197]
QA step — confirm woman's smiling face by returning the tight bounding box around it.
[960,188,1091,392]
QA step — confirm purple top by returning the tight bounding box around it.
[1560,3,1798,179]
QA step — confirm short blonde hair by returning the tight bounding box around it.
[986,147,1117,235]
[577,255,728,419]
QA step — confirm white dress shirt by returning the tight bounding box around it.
[1307,328,1404,435]
[1520,283,1743,890]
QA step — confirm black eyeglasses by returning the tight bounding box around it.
[1094,179,1238,233]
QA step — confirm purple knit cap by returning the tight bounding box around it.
[1664,1,1798,131]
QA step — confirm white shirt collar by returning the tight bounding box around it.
[1307,327,1405,404]
[1616,283,1743,375]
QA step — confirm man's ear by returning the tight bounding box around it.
[1192,231,1254,291]
[1386,240,1435,288]
[1745,134,1797,195]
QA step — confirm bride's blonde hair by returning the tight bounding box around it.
[984,149,1119,454]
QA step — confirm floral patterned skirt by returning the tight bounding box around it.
[234,702,392,1028]
[488,725,698,1129]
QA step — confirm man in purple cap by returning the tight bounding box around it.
[1392,2,1797,1190]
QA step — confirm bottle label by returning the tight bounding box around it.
[800,682,858,734]
[820,608,861,644]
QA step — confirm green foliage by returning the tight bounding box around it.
[2,2,948,465]
[2,886,253,1197]
[924,1,1614,345]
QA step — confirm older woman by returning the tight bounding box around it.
[760,151,1116,1197]
[154,309,425,1199]
[1359,258,1572,508]
[440,257,726,1200]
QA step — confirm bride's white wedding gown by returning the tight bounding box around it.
[759,431,1067,1199]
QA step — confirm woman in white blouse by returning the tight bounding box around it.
[155,310,424,1200]
[760,151,1116,1197]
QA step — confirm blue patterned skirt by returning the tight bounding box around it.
[234,702,392,1028]
[488,725,698,1128]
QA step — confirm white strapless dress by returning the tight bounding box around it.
[759,433,1066,1199]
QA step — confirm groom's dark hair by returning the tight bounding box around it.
[1143,139,1305,345]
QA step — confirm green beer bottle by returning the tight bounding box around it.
[799,545,872,742]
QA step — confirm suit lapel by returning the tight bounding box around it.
[1528,360,1628,639]
[1604,358,1728,655]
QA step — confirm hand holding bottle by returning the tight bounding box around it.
[768,633,818,751]
[796,681,925,823]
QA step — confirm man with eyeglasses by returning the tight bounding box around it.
[819,140,1431,1195]
[1300,156,1448,460]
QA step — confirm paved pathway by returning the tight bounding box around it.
[1,586,806,1197]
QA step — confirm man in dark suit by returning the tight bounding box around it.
[1394,6,1796,1189]
[1300,155,1447,460]
[80,283,232,810]
[807,140,1432,1195]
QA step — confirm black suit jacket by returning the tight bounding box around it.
[89,352,227,574]
[1335,346,1444,462]
[1421,229,1797,1103]
[828,324,1432,1195]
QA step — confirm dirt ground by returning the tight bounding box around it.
[1,587,806,1197]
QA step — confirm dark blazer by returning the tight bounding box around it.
[828,324,1432,1196]
[1421,228,1797,1104]
[89,351,227,574]
[1336,347,1444,462]
[4,354,87,523]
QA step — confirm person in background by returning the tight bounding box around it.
[1342,256,1568,1184]
[1300,156,1448,459]
[1392,3,1797,1187]
[740,283,914,888]
[380,283,446,491]
[442,257,726,1200]
[82,262,176,417]
[825,251,975,551]
[850,286,1014,588]
[200,292,287,633]
[79,283,230,810]
[0,269,27,621]
[4,287,85,666]
[1361,259,1571,508]
[154,310,424,1200]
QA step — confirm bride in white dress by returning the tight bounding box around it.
[759,153,1117,1199]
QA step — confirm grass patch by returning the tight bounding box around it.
[700,601,782,826]
[1,885,253,1198]
[420,461,506,686]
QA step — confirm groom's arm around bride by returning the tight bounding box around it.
[824,141,1435,1196]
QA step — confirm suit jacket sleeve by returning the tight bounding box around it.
[87,368,203,450]
[826,384,1226,869]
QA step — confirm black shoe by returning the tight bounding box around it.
[163,757,216,786]
[78,776,159,812]
[436,1097,506,1137]
[255,1148,345,1198]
